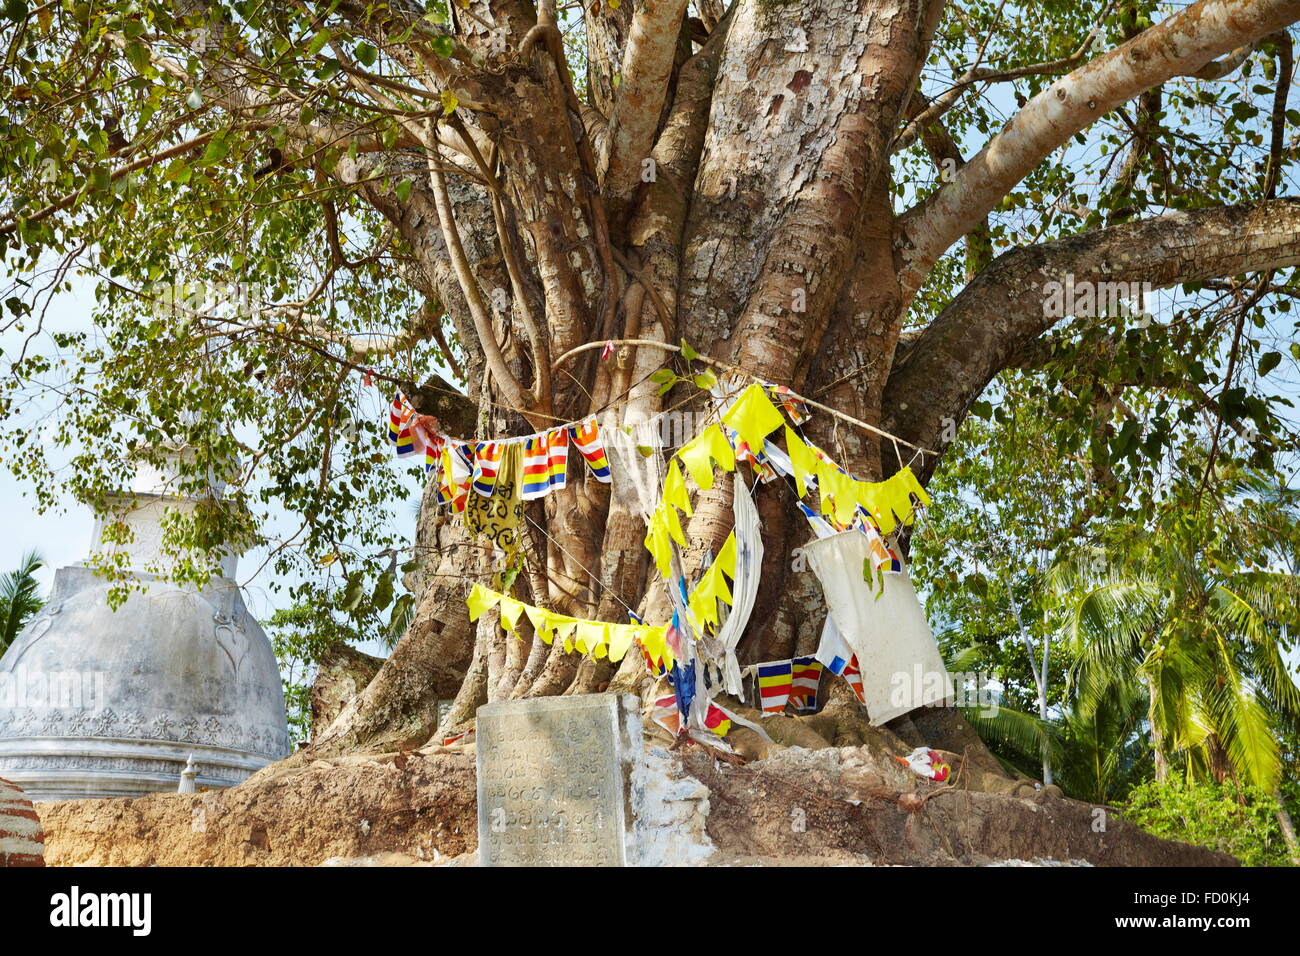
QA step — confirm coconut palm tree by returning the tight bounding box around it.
[0,551,45,655]
[1052,477,1300,791]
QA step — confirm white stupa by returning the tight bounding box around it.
[0,451,290,800]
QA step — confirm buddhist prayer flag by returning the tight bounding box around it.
[843,655,866,704]
[472,441,504,496]
[814,615,853,674]
[421,431,444,475]
[757,660,793,715]
[651,694,683,736]
[570,418,611,481]
[520,428,568,499]
[765,382,810,425]
[702,702,732,737]
[388,396,417,457]
[790,656,824,711]
[855,506,902,573]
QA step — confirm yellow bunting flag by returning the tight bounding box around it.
[655,499,687,547]
[818,460,857,527]
[784,426,816,498]
[722,383,784,453]
[525,604,554,643]
[639,625,674,671]
[467,583,501,622]
[715,531,737,580]
[645,516,674,578]
[607,624,636,663]
[662,459,693,517]
[677,424,736,491]
[499,595,525,631]
[464,585,665,666]
[551,616,579,647]
[688,563,735,630]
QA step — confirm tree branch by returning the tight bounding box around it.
[422,120,538,428]
[602,0,691,218]
[895,0,1300,305]
[883,198,1300,478]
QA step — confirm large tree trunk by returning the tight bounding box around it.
[294,0,1300,757]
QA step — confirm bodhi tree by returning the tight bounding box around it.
[3,0,1299,759]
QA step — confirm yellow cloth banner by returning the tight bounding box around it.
[784,426,815,498]
[662,459,693,517]
[677,424,736,491]
[464,585,671,668]
[721,383,784,452]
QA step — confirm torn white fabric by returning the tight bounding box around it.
[718,473,763,697]
[602,416,663,524]
[802,531,953,725]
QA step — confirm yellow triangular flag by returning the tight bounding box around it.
[898,465,931,510]
[525,604,554,642]
[662,459,693,517]
[574,621,606,656]
[784,426,815,498]
[715,532,737,579]
[606,624,635,663]
[722,383,784,453]
[498,596,525,632]
[467,583,501,622]
[655,500,686,547]
[677,424,735,491]
[551,617,578,646]
[645,519,673,578]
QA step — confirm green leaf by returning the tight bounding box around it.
[163,157,190,183]
[692,370,718,390]
[440,89,459,115]
[354,42,377,67]
[306,28,331,57]
[394,177,413,203]
[430,35,454,58]
[340,572,365,611]
[680,339,698,361]
[648,368,674,384]
[372,570,394,611]
[1257,351,1281,377]
[125,41,151,74]
[197,137,230,166]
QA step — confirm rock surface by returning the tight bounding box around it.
[36,739,1236,867]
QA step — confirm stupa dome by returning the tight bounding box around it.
[0,452,290,800]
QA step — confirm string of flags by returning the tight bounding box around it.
[750,652,866,716]
[405,370,937,744]
[467,583,678,672]
[386,393,614,514]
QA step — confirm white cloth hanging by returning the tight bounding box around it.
[602,415,663,524]
[802,531,953,725]
[718,473,763,697]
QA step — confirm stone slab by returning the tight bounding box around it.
[476,694,640,866]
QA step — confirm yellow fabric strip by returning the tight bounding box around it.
[721,383,784,452]
[464,586,666,666]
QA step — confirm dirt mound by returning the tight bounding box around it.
[37,738,1233,867]
[39,751,476,867]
